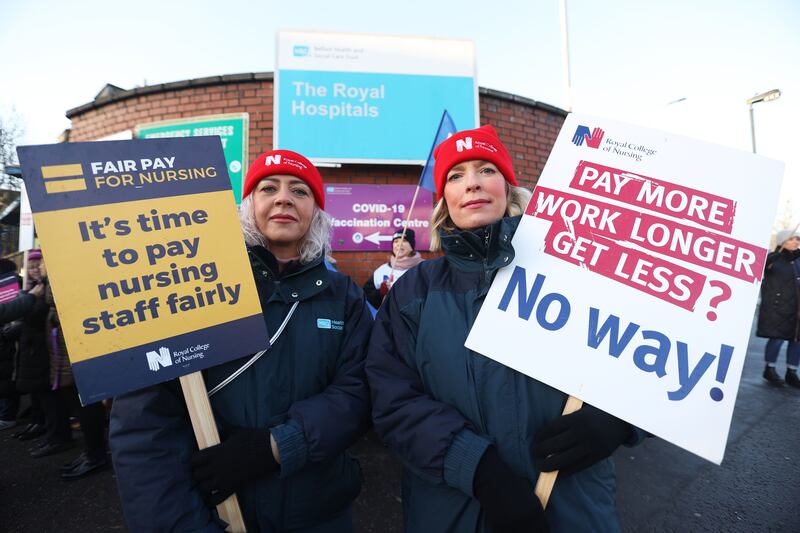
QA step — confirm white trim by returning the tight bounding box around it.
[309,157,426,166]
[207,300,299,398]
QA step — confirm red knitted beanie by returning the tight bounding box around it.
[433,125,516,200]
[243,149,325,209]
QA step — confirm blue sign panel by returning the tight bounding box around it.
[276,31,478,164]
[278,70,475,162]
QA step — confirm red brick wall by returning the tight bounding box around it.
[68,78,565,286]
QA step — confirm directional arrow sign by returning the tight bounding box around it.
[326,184,433,252]
[364,231,394,245]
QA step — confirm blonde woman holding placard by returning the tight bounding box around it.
[367,125,642,532]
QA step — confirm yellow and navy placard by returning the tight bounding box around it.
[16,137,269,404]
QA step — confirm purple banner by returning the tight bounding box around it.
[0,274,20,304]
[326,184,433,251]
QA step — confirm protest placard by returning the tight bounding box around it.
[16,137,269,405]
[465,114,784,464]
[0,273,21,303]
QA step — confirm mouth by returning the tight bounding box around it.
[269,214,298,223]
[461,199,490,209]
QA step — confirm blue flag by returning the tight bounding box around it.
[418,110,457,192]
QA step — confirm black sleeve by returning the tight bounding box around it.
[1,320,23,341]
[764,251,781,272]
[362,276,383,309]
[0,292,35,325]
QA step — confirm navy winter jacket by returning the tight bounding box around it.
[14,287,50,394]
[756,248,800,340]
[0,290,34,325]
[367,216,624,532]
[0,289,32,395]
[110,246,373,532]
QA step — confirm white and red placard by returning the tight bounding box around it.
[465,113,784,464]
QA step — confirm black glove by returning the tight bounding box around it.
[473,446,549,533]
[190,427,278,506]
[533,404,632,477]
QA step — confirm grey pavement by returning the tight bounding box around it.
[1,315,798,532]
[615,322,800,532]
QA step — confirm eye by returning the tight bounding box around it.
[480,166,497,175]
[447,173,462,182]
[259,184,277,193]
[292,188,309,197]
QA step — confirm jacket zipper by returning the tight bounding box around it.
[468,226,493,433]
[483,226,492,288]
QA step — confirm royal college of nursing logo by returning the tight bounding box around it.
[145,346,172,372]
[572,125,605,149]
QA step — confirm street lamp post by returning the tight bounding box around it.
[746,89,781,153]
[559,0,573,112]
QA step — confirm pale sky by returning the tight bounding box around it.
[2,0,798,228]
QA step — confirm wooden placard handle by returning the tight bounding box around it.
[180,372,247,533]
[534,395,584,508]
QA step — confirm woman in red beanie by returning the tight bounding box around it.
[367,125,639,532]
[110,149,372,532]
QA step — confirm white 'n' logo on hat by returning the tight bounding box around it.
[265,154,282,166]
[456,137,473,152]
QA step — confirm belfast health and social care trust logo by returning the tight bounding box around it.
[146,346,172,372]
[572,125,605,149]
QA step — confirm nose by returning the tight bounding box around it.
[273,186,294,206]
[464,168,481,192]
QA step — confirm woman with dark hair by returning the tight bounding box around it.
[757,228,800,387]
[367,125,640,532]
[363,228,424,309]
[110,149,372,532]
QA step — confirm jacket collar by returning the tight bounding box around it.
[779,248,800,261]
[248,245,331,304]
[439,215,520,272]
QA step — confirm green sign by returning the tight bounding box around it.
[136,114,249,203]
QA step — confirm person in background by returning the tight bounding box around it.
[110,149,372,532]
[363,228,424,309]
[367,125,641,532]
[41,276,110,477]
[26,256,78,458]
[757,228,800,387]
[11,250,50,442]
[0,258,24,430]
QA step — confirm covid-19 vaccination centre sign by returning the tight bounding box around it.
[466,114,785,464]
[275,31,478,163]
[325,184,433,251]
